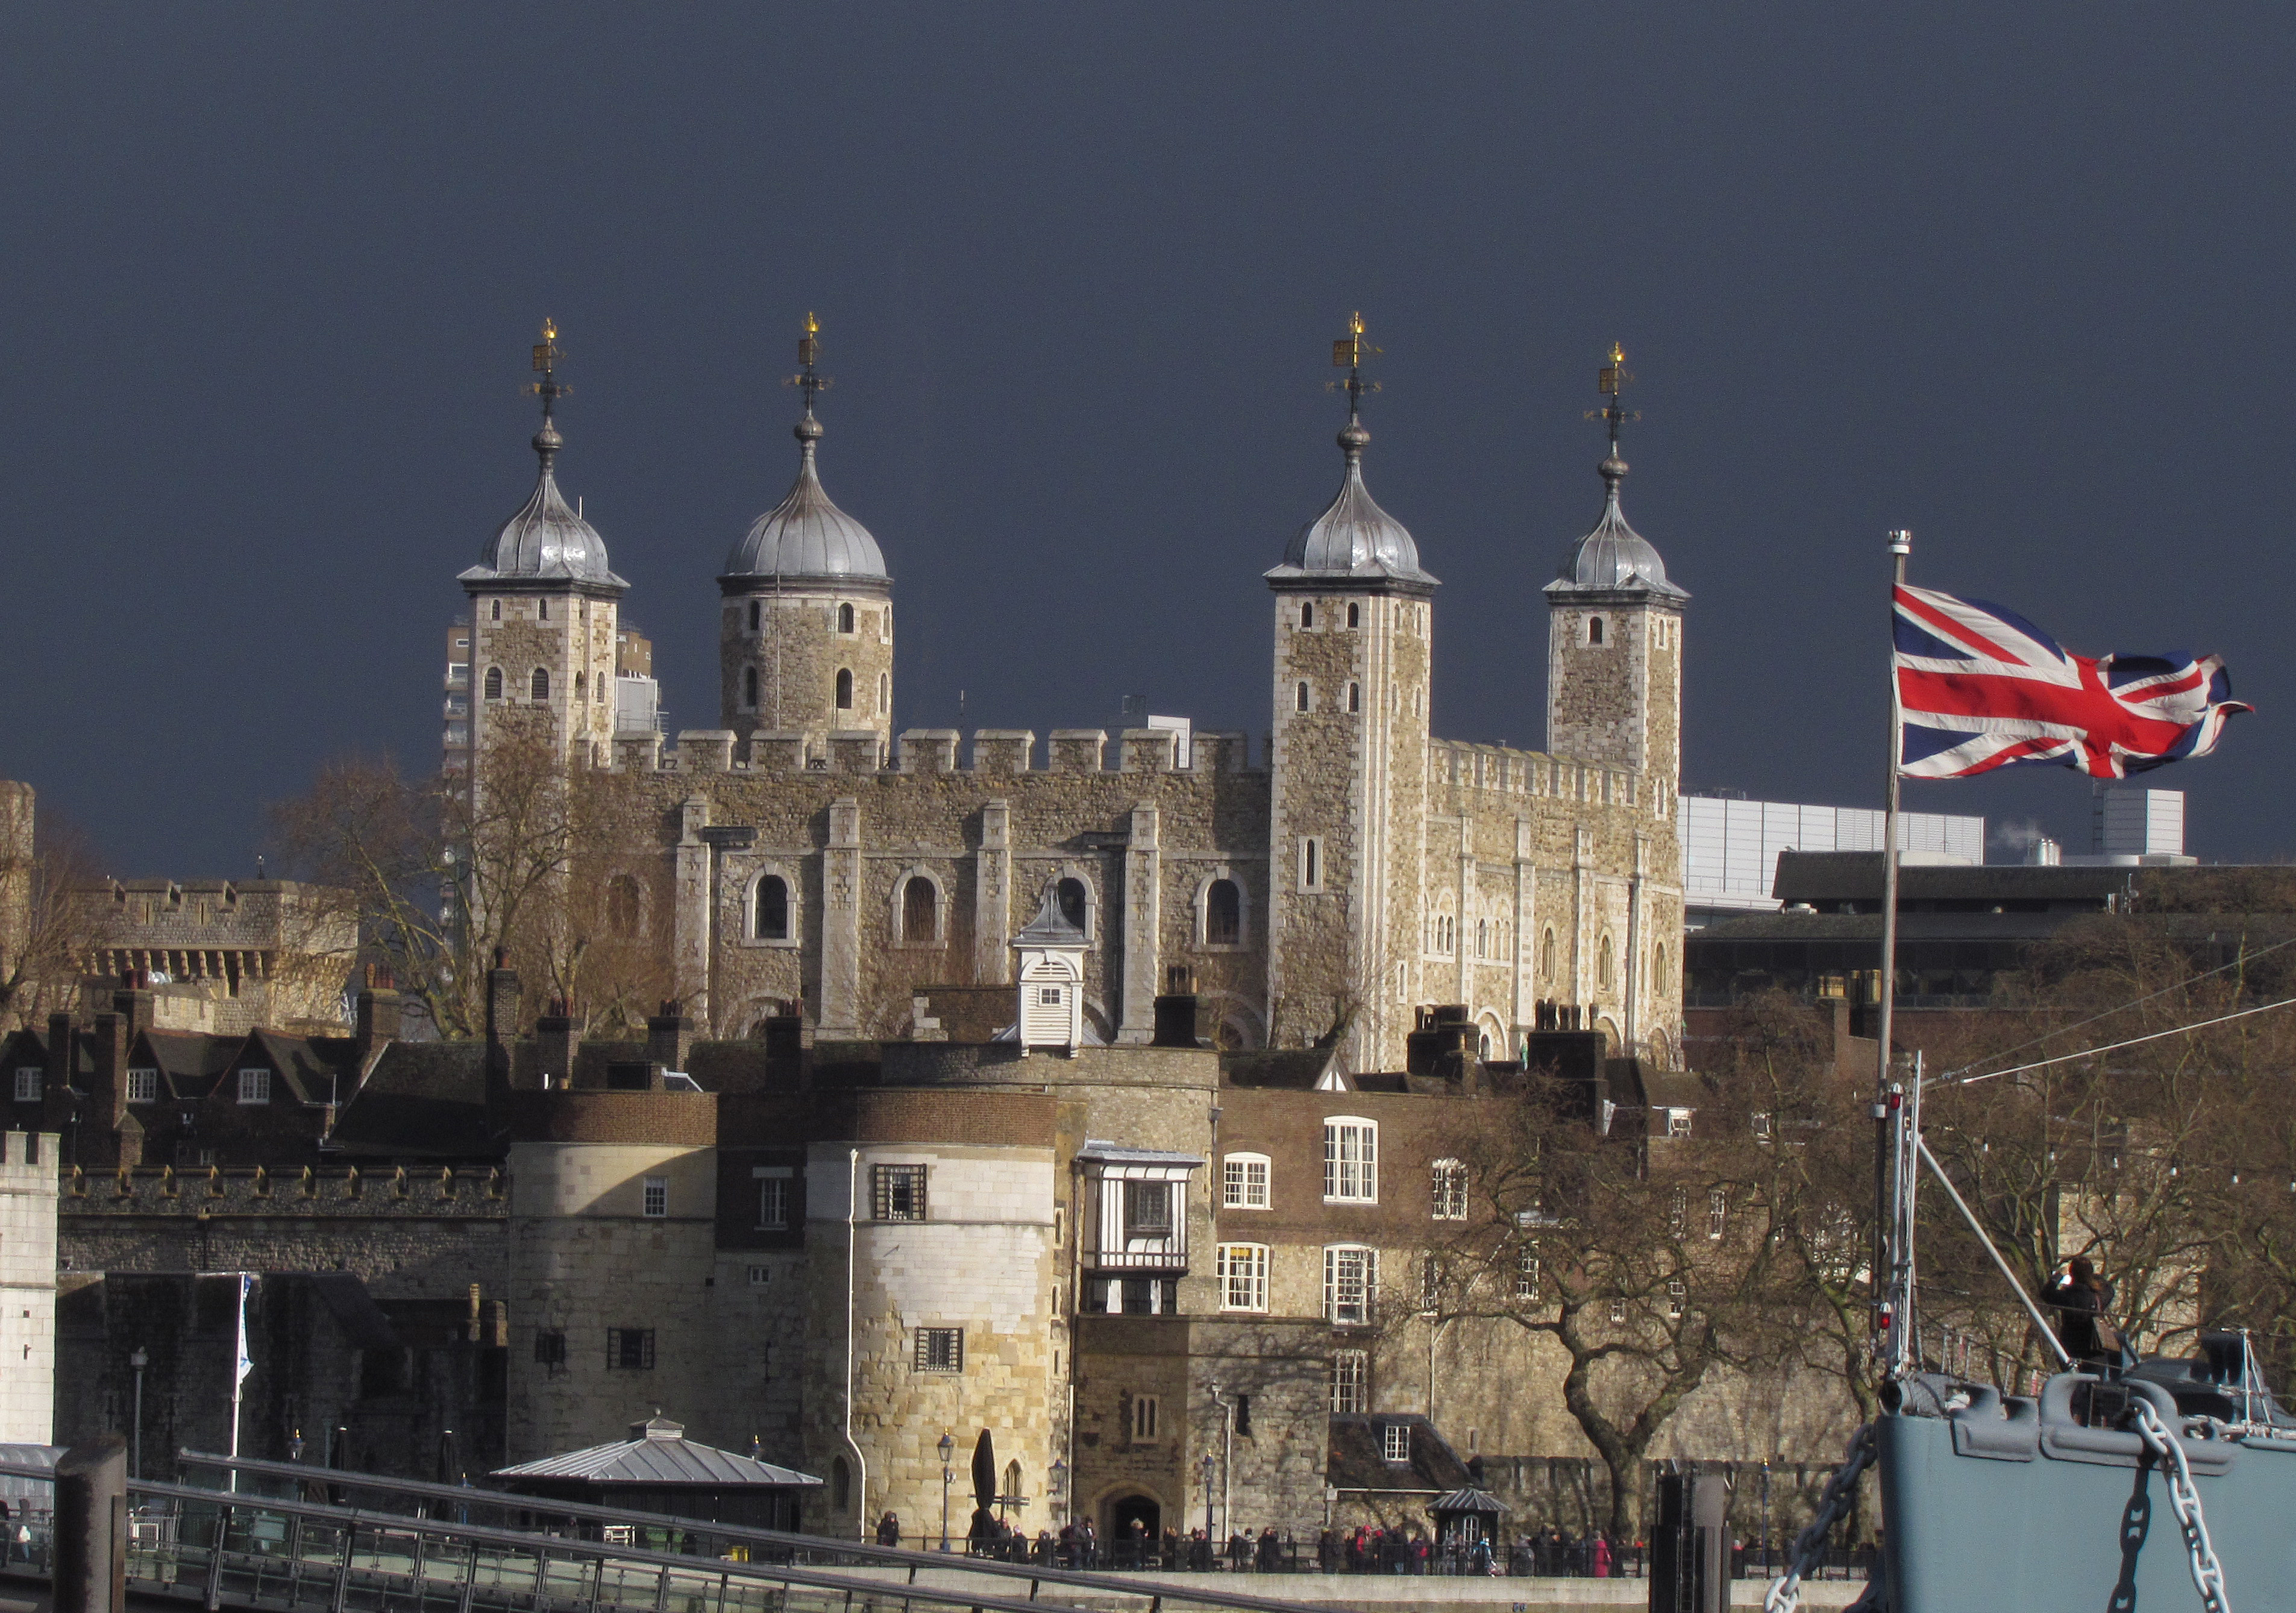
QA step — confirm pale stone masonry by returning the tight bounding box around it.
[1,1130,60,1443]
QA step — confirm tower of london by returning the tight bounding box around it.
[456,322,1689,1075]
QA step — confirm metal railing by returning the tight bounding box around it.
[2,1456,1329,1613]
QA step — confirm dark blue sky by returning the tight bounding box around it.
[4,4,2289,875]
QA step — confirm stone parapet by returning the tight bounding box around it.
[1118,728,1180,772]
[1047,729,1108,773]
[896,729,961,773]
[970,729,1036,773]
[829,731,885,774]
[64,1163,507,1215]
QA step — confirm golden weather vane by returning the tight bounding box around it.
[785,311,833,413]
[1326,310,1381,421]
[1586,340,1639,454]
[526,318,571,421]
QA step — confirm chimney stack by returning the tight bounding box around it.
[646,1001,694,1074]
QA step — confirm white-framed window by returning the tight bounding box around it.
[1038,986,1063,1006]
[1708,1187,1727,1240]
[126,1068,159,1105]
[1131,1394,1161,1441]
[1516,1244,1540,1301]
[1610,1295,1628,1324]
[1222,1152,1271,1210]
[1323,1117,1378,1203]
[1381,1423,1411,1463]
[1667,1109,1693,1139]
[753,1166,792,1229]
[1668,1277,1687,1319]
[642,1176,669,1218]
[1430,1159,1468,1221]
[237,1068,272,1105]
[1331,1349,1369,1413]
[1419,1252,1441,1310]
[1670,1187,1689,1236]
[1217,1243,1269,1312]
[1324,1244,1378,1325]
[13,1067,41,1102]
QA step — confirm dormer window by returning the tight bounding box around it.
[238,1069,272,1105]
[127,1069,159,1104]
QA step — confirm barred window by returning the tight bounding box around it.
[1222,1152,1270,1209]
[641,1175,668,1218]
[606,1328,655,1370]
[754,1167,792,1230]
[1330,1349,1369,1413]
[914,1327,963,1372]
[873,1164,927,1221]
[1122,1181,1173,1237]
[1324,1245,1378,1325]
[1217,1243,1269,1312]
[1516,1244,1540,1301]
[1430,1159,1469,1221]
[1323,1118,1378,1203]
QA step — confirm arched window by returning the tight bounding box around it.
[539,599,550,621]
[838,602,855,634]
[1347,682,1361,713]
[1598,934,1616,989]
[1056,878,1090,934]
[1475,919,1488,959]
[748,599,761,631]
[531,667,551,701]
[483,667,504,701]
[1540,928,1557,984]
[1588,616,1605,646]
[1206,879,1242,946]
[490,599,501,621]
[835,668,854,710]
[1296,682,1310,712]
[1300,603,1314,629]
[901,875,938,943]
[754,875,789,941]
[832,1456,850,1511]
[574,671,586,701]
[606,875,642,940]
[1652,943,1668,995]
[878,671,889,714]
[1346,602,1360,629]
[742,665,758,708]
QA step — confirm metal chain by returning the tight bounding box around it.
[2129,1396,2230,1613]
[1764,1423,1877,1613]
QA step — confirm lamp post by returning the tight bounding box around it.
[290,1429,305,1464]
[938,1432,955,1552]
[128,1348,147,1483]
[1200,1451,1215,1549]
[1049,1458,1067,1526]
[1760,1459,1774,1576]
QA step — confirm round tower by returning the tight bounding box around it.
[1263,315,1437,1070]
[720,317,894,759]
[459,321,628,778]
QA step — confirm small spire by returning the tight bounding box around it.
[525,318,572,465]
[785,310,833,451]
[1328,310,1382,457]
[1587,341,1639,495]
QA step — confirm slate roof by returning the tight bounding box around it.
[329,1042,492,1157]
[492,1418,820,1488]
[1328,1413,1475,1493]
[1218,1049,1337,1090]
[1771,852,2130,907]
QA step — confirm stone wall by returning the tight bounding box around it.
[720,588,896,753]
[0,1130,58,1442]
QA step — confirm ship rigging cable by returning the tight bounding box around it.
[1951,992,2296,1087]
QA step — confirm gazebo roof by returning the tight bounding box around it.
[1428,1487,1507,1515]
[491,1418,820,1488]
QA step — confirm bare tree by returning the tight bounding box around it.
[0,789,116,1030]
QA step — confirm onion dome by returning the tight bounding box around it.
[1546,453,1687,601]
[461,419,627,588]
[720,415,889,585]
[1265,422,1438,588]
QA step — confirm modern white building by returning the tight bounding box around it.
[1681,794,1984,927]
[0,1130,58,1443]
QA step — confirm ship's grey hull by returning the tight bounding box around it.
[1879,1393,2296,1611]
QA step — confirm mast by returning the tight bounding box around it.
[1874,529,1911,1373]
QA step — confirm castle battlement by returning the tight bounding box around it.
[618,727,1266,779]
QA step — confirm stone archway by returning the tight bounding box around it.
[1105,1492,1162,1557]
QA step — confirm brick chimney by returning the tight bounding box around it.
[354,968,403,1058]
[646,1000,694,1073]
[113,975,155,1033]
[536,998,582,1088]
[44,1010,75,1133]
[92,1010,130,1134]
[484,949,520,1107]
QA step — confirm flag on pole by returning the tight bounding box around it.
[234,1273,254,1384]
[1893,584,2249,779]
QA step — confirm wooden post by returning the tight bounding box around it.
[53,1435,128,1613]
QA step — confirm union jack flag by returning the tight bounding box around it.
[1893,584,2249,780]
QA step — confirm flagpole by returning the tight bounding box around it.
[230,1272,251,1492]
[1874,530,1911,1371]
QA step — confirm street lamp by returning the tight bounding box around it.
[128,1348,148,1483]
[938,1433,955,1552]
[290,1429,305,1464]
[1048,1457,1067,1523]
